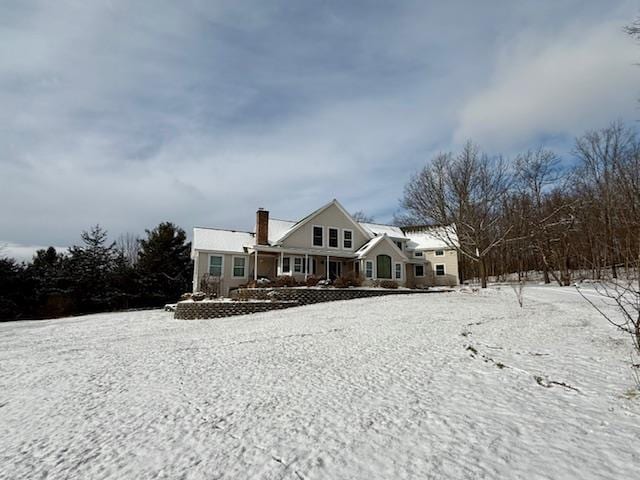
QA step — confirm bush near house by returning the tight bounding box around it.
[333,272,363,288]
[272,276,302,288]
[378,280,399,289]
[305,275,322,287]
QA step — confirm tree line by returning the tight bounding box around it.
[397,121,640,288]
[0,223,192,321]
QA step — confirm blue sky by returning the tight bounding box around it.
[1,0,639,260]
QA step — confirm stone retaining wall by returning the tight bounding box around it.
[231,287,431,306]
[175,288,434,320]
[174,301,298,320]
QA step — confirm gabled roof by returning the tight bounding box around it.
[193,227,255,253]
[275,199,371,245]
[355,234,408,260]
[360,222,408,239]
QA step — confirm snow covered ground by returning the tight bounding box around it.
[1,285,639,479]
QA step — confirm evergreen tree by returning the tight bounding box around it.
[0,257,26,320]
[27,247,74,317]
[67,225,122,312]
[137,222,192,305]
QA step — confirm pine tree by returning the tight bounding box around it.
[67,225,122,312]
[137,222,192,305]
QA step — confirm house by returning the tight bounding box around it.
[191,199,459,296]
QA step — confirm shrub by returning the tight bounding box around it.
[334,272,363,288]
[379,280,398,289]
[305,275,322,287]
[272,276,299,287]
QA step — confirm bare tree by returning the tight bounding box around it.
[116,233,140,267]
[351,211,375,223]
[511,281,525,308]
[573,122,636,279]
[624,17,640,40]
[513,147,563,284]
[199,274,222,298]
[400,141,513,288]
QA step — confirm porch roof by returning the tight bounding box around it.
[250,244,358,258]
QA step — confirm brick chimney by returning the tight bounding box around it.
[256,208,269,245]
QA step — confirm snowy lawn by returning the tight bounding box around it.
[1,286,639,479]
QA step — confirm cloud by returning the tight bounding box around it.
[0,1,638,257]
[1,243,68,263]
[454,19,638,151]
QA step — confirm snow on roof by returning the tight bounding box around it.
[193,227,255,253]
[359,222,407,239]
[354,234,408,260]
[268,218,295,243]
[354,235,385,258]
[404,226,458,250]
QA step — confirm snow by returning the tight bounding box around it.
[359,222,407,239]
[404,226,458,250]
[1,286,639,479]
[192,227,255,253]
[268,218,295,243]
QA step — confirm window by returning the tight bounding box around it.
[209,255,223,276]
[343,230,353,249]
[395,263,402,280]
[435,264,445,276]
[365,261,374,279]
[328,228,339,248]
[415,264,425,277]
[435,250,444,257]
[414,251,423,257]
[395,241,403,251]
[312,226,323,247]
[294,257,303,273]
[376,254,392,279]
[232,257,246,277]
[282,257,291,273]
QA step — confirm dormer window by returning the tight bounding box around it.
[395,241,403,250]
[435,249,444,256]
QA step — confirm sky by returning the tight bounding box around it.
[1,0,639,261]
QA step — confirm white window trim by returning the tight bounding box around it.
[435,249,445,257]
[281,256,291,275]
[293,256,304,273]
[327,226,340,249]
[365,260,374,279]
[435,263,446,276]
[414,264,425,277]
[394,262,403,280]
[208,254,224,277]
[342,228,354,250]
[231,255,247,278]
[311,225,324,248]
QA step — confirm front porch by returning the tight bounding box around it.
[249,247,358,282]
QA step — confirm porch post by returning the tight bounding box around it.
[305,253,309,281]
[326,255,329,279]
[254,250,258,280]
[280,251,283,276]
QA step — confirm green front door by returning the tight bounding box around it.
[376,255,391,279]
